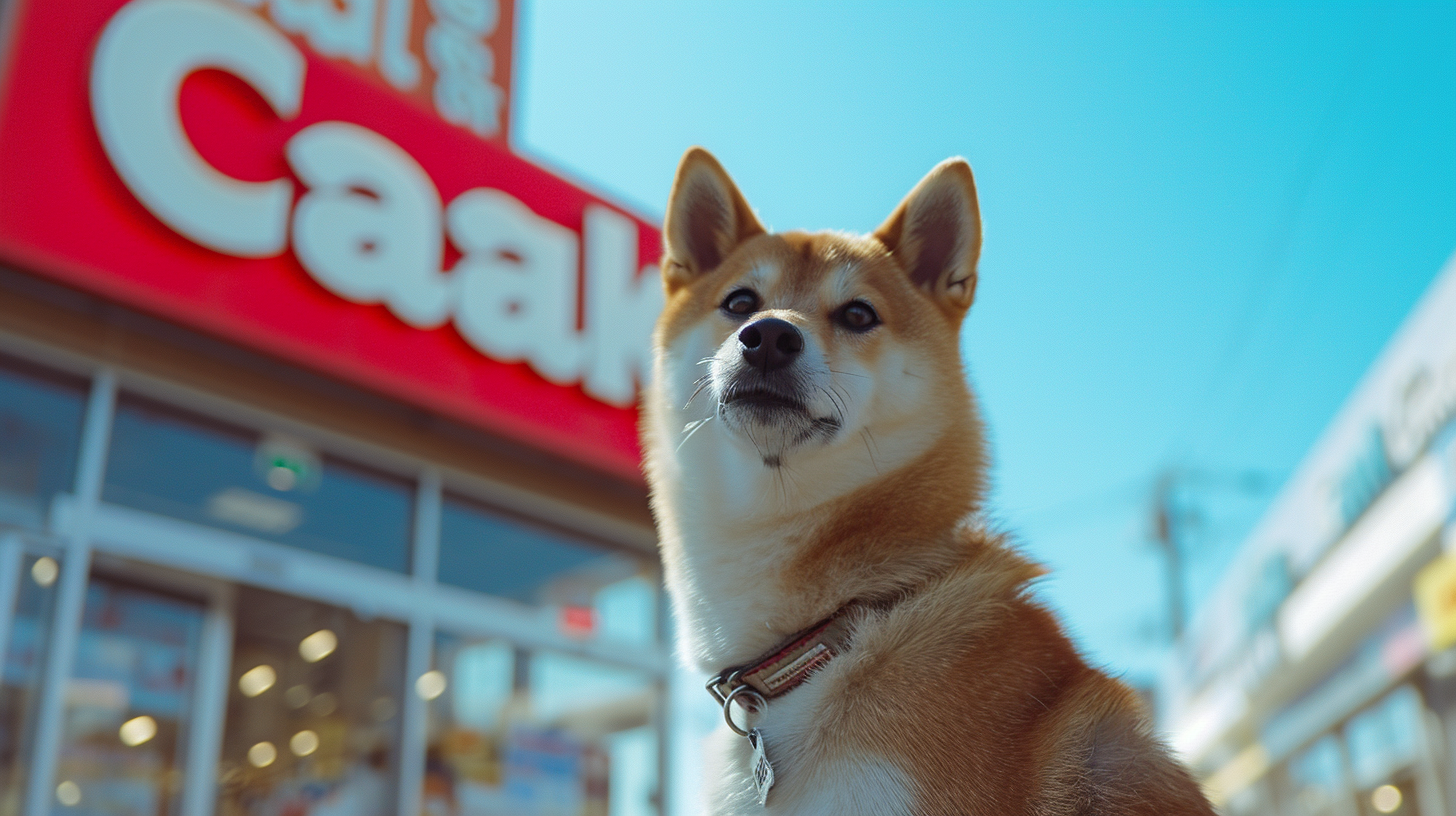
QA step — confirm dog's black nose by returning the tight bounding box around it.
[739,318,804,371]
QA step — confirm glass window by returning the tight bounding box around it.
[1347,686,1422,791]
[423,634,659,816]
[530,653,658,816]
[0,552,63,815]
[437,496,656,644]
[0,353,86,532]
[1347,685,1426,815]
[1286,735,1349,815]
[217,586,407,816]
[103,394,414,573]
[56,577,206,816]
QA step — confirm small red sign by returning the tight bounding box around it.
[0,0,661,482]
[559,605,596,638]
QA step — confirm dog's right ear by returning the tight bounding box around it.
[662,148,764,292]
[874,158,982,316]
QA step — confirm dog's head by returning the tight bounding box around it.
[646,148,986,517]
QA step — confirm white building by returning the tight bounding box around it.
[1161,252,1456,815]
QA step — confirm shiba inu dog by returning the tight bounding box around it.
[641,148,1215,815]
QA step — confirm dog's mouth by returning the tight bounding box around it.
[722,386,808,414]
[713,379,845,467]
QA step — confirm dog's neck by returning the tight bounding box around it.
[647,405,984,673]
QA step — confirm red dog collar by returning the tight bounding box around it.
[707,608,858,729]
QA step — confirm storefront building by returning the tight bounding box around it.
[1161,253,1456,816]
[0,1,677,814]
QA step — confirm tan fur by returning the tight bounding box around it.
[644,148,1214,815]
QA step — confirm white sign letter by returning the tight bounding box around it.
[288,122,452,329]
[90,0,303,257]
[269,0,379,66]
[449,189,581,384]
[582,205,662,407]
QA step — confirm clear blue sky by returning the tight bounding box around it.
[513,0,1456,684]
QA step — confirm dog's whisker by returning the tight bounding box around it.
[821,382,852,428]
[860,429,880,475]
[817,384,847,425]
[684,377,713,409]
[835,383,856,422]
[863,426,883,459]
[676,415,714,452]
[827,384,850,422]
[828,368,868,380]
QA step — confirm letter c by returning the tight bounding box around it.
[91,0,304,257]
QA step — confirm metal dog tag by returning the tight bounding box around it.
[748,727,775,805]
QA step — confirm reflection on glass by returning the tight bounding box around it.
[1287,735,1348,815]
[0,553,62,816]
[1346,686,1424,816]
[1347,686,1421,791]
[56,577,205,816]
[0,354,86,532]
[423,635,658,816]
[437,495,656,644]
[217,586,405,816]
[103,395,414,573]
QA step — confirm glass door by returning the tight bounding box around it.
[423,633,659,816]
[216,585,407,816]
[0,538,65,816]
[54,575,208,816]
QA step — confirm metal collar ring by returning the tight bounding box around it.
[722,685,767,736]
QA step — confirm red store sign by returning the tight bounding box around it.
[0,0,662,481]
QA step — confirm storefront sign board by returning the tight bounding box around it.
[0,0,662,481]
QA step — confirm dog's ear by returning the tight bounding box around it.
[874,158,982,314]
[662,148,765,292]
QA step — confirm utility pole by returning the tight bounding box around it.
[1150,467,1271,643]
[1152,469,1185,641]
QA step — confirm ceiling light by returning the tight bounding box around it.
[299,629,337,662]
[247,741,277,768]
[238,664,277,697]
[266,466,298,491]
[415,670,447,701]
[56,781,81,807]
[1372,785,1402,814]
[284,684,311,708]
[118,715,157,747]
[307,692,337,717]
[31,556,58,587]
[290,729,320,757]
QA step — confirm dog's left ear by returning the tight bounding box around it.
[874,158,982,314]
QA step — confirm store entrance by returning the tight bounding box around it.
[217,586,407,816]
[54,574,207,815]
[2,536,419,816]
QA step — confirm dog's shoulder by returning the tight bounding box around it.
[791,528,1212,814]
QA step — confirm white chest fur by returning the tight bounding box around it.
[700,659,916,816]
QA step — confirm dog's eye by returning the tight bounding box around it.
[721,289,761,317]
[835,300,880,332]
